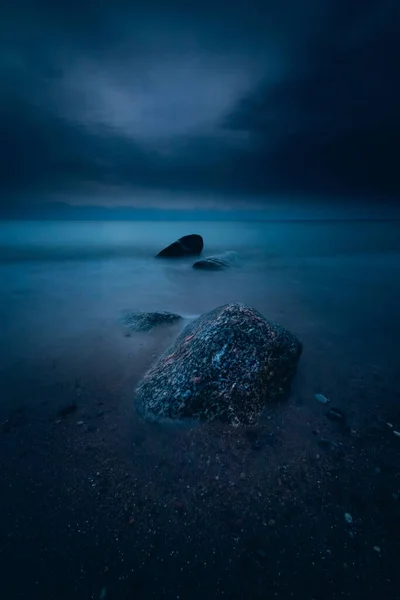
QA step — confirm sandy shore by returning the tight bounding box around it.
[1,306,400,600]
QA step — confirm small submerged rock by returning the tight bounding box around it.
[122,311,182,332]
[156,234,203,258]
[135,302,302,425]
[193,251,239,271]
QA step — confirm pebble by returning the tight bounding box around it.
[315,393,330,405]
[327,408,346,423]
[373,546,381,553]
[99,587,107,600]
[344,513,353,524]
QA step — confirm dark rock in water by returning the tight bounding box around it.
[193,257,227,271]
[193,251,238,271]
[122,311,182,332]
[135,302,302,425]
[156,234,203,258]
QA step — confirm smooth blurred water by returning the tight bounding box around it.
[0,219,399,385]
[1,219,400,261]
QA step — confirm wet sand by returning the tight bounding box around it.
[1,294,400,600]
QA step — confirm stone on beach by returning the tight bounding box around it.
[135,302,302,425]
[192,251,239,271]
[315,393,330,405]
[156,234,204,258]
[122,311,182,332]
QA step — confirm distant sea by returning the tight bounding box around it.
[1,218,400,369]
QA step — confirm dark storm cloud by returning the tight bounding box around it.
[1,0,399,205]
[224,0,400,197]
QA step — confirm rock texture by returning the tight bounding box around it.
[135,303,302,425]
[122,311,182,332]
[193,251,238,271]
[156,234,204,258]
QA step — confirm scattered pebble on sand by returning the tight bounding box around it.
[327,408,346,423]
[344,513,353,524]
[99,587,107,600]
[315,393,330,404]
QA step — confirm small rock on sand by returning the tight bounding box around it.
[344,513,353,524]
[193,251,239,271]
[327,408,346,423]
[122,311,182,332]
[315,393,330,404]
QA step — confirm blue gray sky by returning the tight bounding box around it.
[1,0,399,214]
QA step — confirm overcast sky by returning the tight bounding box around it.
[1,0,399,212]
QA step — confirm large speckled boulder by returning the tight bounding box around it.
[135,303,302,425]
[156,234,203,258]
